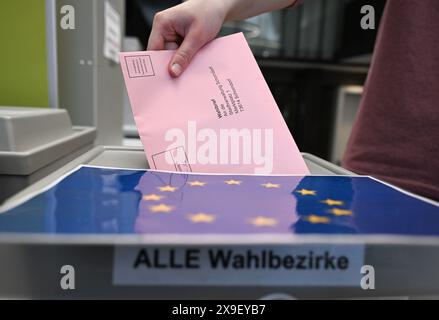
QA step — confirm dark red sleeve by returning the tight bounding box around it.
[343,0,439,200]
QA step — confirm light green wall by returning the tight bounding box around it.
[0,0,49,107]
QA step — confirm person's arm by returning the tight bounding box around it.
[147,0,298,77]
[224,0,299,21]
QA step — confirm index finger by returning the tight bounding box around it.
[147,26,165,50]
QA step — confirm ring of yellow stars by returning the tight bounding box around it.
[321,199,344,206]
[187,213,216,223]
[302,215,330,224]
[188,181,206,187]
[248,216,278,227]
[328,208,353,216]
[143,194,164,201]
[295,189,316,196]
[224,179,242,185]
[158,185,178,192]
[261,183,280,188]
[149,203,174,213]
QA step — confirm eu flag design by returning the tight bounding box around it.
[0,166,438,236]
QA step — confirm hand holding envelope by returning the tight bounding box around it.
[120,33,309,175]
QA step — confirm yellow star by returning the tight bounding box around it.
[149,203,174,213]
[328,208,353,216]
[188,181,206,187]
[248,216,278,227]
[321,199,344,206]
[261,183,280,188]
[143,194,164,201]
[158,185,177,192]
[224,179,242,185]
[187,213,216,223]
[302,215,330,224]
[295,189,316,196]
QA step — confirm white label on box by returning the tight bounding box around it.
[103,1,121,63]
[113,244,365,287]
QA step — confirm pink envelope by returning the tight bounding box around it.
[120,33,309,175]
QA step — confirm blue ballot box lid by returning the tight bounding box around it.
[0,166,438,237]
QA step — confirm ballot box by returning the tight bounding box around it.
[0,146,438,300]
[0,107,96,203]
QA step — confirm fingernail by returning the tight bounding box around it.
[171,63,182,77]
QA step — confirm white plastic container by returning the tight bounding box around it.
[0,107,96,202]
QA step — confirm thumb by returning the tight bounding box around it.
[169,30,205,77]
